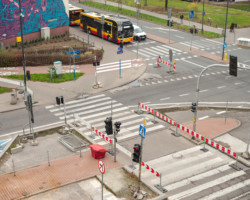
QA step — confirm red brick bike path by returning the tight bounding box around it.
[0,151,120,200]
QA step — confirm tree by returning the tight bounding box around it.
[165,0,168,11]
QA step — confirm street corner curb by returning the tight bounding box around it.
[238,155,250,167]
[213,118,241,140]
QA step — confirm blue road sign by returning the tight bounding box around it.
[189,10,194,19]
[223,43,227,49]
[117,50,123,54]
[118,47,123,51]
[66,51,74,55]
[203,12,205,16]
[74,50,81,54]
[139,125,146,139]
[74,55,80,58]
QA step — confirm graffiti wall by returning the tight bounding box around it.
[0,0,69,41]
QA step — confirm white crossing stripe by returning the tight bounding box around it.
[199,179,250,200]
[168,171,245,200]
[132,49,151,58]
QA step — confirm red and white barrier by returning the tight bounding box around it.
[141,161,160,177]
[138,102,237,158]
[92,126,113,144]
[157,56,174,69]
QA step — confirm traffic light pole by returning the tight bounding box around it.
[114,129,117,162]
[62,88,67,126]
[137,134,143,194]
[222,0,229,60]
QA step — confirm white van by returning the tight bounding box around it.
[133,25,147,41]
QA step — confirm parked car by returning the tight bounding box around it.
[133,25,147,41]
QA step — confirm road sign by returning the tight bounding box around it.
[98,160,105,174]
[223,43,227,49]
[203,12,205,16]
[139,125,146,139]
[168,8,172,19]
[143,119,146,126]
[74,55,80,58]
[66,51,74,55]
[74,50,81,54]
[189,10,194,19]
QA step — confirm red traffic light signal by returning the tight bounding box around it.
[132,144,141,163]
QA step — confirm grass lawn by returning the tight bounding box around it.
[0,86,12,94]
[81,1,223,38]
[2,73,84,83]
[105,0,250,28]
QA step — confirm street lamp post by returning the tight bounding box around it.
[193,64,229,133]
[222,0,229,60]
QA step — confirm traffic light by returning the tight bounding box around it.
[132,144,141,163]
[114,121,121,133]
[229,55,237,77]
[56,96,64,105]
[93,59,100,66]
[191,102,197,113]
[190,28,193,34]
[104,117,113,135]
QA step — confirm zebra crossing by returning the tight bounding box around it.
[45,94,165,144]
[180,38,238,52]
[96,60,132,74]
[131,44,187,59]
[131,146,250,200]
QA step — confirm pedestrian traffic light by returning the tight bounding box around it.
[104,117,113,135]
[191,102,197,113]
[114,121,122,133]
[132,144,141,163]
[56,96,61,105]
[93,59,100,66]
[56,96,64,105]
[190,28,193,34]
[229,55,237,77]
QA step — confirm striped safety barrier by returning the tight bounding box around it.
[141,161,160,177]
[92,126,113,144]
[157,56,174,69]
[138,102,237,158]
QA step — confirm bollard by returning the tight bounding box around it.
[224,53,227,61]
[12,159,16,176]
[47,151,50,166]
[173,61,176,72]
[171,123,181,137]
[200,137,209,152]
[154,173,167,193]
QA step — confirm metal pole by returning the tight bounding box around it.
[114,130,117,162]
[73,50,75,80]
[245,133,250,154]
[47,150,50,166]
[62,88,67,125]
[193,64,229,133]
[137,135,143,193]
[88,32,89,52]
[137,39,139,59]
[101,173,103,200]
[169,22,170,44]
[202,0,204,33]
[119,59,121,78]
[111,100,112,118]
[18,0,27,92]
[12,159,16,176]
[222,0,229,60]
[225,99,228,124]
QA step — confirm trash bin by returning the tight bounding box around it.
[10,93,17,105]
[26,70,31,80]
[89,144,107,159]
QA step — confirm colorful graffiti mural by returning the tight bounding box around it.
[0,0,69,40]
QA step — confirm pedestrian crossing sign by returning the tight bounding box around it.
[139,125,146,139]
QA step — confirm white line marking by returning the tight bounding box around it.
[200,89,208,93]
[160,97,170,101]
[198,116,209,120]
[216,111,226,115]
[175,35,185,39]
[179,93,189,97]
[182,60,206,69]
[217,86,226,89]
